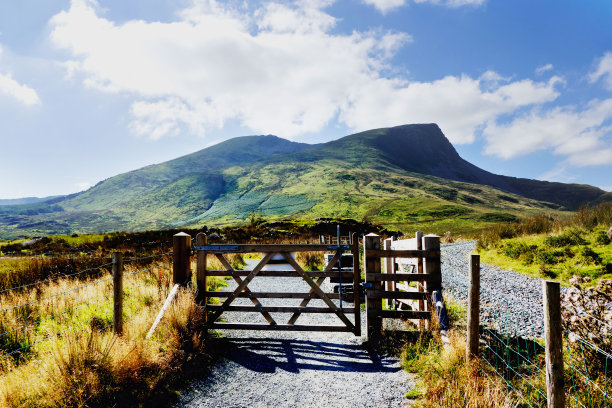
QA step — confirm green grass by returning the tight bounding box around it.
[0,126,587,239]
[479,225,612,285]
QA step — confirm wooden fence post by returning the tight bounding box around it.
[196,233,207,306]
[112,252,123,335]
[467,254,480,361]
[416,231,424,328]
[173,232,192,286]
[423,234,441,294]
[543,280,565,408]
[423,235,440,331]
[384,237,394,310]
[351,232,361,337]
[365,233,382,341]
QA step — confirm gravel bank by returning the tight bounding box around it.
[173,260,414,408]
[441,241,559,337]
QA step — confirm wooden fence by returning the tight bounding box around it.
[194,232,362,334]
[362,233,442,340]
[141,231,444,341]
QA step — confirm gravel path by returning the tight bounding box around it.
[174,241,549,407]
[440,241,558,337]
[173,260,414,408]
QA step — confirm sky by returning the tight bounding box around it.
[0,0,611,199]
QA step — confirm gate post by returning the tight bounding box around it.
[364,233,382,342]
[195,233,207,305]
[173,232,192,286]
[384,237,395,310]
[543,280,564,408]
[351,232,361,336]
[423,235,441,326]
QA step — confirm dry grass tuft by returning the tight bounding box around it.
[403,331,512,408]
[0,259,214,407]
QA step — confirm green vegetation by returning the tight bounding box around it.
[477,203,612,284]
[0,232,232,407]
[2,124,608,239]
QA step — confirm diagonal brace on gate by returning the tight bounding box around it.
[207,252,275,324]
[287,251,341,325]
[214,253,277,325]
[282,252,355,331]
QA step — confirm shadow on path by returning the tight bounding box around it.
[207,337,401,375]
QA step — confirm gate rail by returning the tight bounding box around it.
[194,232,361,335]
[363,233,442,340]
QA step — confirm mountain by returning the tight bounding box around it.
[1,124,610,239]
[0,196,61,206]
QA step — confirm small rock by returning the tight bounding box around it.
[607,226,612,240]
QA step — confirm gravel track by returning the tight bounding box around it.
[173,260,414,408]
[440,241,558,337]
[175,241,548,407]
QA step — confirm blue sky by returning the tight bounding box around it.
[0,0,611,199]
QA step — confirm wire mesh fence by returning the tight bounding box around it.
[480,301,547,407]
[566,332,612,407]
[476,293,612,407]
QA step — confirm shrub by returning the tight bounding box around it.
[595,231,611,245]
[543,230,587,247]
[535,249,564,265]
[502,241,536,260]
[579,246,602,265]
[296,251,324,271]
[519,214,554,235]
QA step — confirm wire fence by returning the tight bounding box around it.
[566,332,612,407]
[0,254,173,379]
[480,300,547,407]
[475,296,612,407]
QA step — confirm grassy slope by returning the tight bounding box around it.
[185,156,565,236]
[0,155,568,239]
[3,125,602,239]
[479,226,612,285]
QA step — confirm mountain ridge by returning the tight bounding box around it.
[1,124,610,239]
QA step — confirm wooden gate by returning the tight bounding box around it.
[195,232,361,335]
[362,233,441,339]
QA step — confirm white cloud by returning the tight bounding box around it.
[413,0,485,7]
[364,0,483,13]
[483,99,612,166]
[362,0,406,14]
[49,0,563,147]
[0,43,41,106]
[342,75,561,144]
[0,73,41,106]
[535,63,553,75]
[589,52,612,91]
[600,186,612,192]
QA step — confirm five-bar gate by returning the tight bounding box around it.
[195,232,362,335]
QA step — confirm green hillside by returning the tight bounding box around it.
[1,124,610,239]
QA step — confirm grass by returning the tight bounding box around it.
[0,255,227,407]
[396,299,512,408]
[0,132,576,240]
[477,203,612,285]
